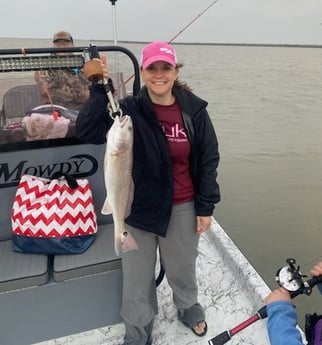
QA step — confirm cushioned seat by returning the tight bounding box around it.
[0,240,49,292]
[53,224,121,282]
[2,84,41,118]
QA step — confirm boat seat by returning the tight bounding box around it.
[0,240,49,293]
[1,84,41,118]
[0,143,119,294]
[53,223,121,282]
[1,73,126,121]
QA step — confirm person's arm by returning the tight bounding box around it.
[266,297,303,345]
[195,108,220,211]
[75,83,112,144]
[76,56,116,144]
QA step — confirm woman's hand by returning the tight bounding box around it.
[90,55,109,83]
[95,55,109,80]
[196,216,212,234]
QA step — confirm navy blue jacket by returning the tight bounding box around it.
[76,83,220,237]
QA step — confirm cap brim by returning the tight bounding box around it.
[53,39,72,43]
[142,55,176,69]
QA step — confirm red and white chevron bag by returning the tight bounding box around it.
[11,174,97,254]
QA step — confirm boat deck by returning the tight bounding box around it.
[34,220,272,345]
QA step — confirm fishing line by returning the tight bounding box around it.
[168,0,220,43]
[123,0,220,85]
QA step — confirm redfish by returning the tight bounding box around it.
[102,115,138,256]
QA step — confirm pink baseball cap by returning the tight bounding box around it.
[140,41,177,69]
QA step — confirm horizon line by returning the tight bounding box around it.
[1,37,321,49]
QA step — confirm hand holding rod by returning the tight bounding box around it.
[208,270,322,344]
[84,44,104,83]
[84,44,120,118]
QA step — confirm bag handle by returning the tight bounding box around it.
[50,173,78,189]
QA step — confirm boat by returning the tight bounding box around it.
[0,6,312,344]
[0,42,276,345]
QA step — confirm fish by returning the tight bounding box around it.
[101,114,138,256]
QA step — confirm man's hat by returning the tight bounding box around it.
[53,31,73,43]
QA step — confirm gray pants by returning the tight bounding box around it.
[121,202,200,345]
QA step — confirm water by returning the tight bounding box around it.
[183,44,322,326]
[1,38,322,326]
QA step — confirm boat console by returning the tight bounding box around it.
[0,45,140,345]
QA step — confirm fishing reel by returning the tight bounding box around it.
[275,258,312,296]
[208,258,322,345]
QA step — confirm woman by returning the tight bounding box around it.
[76,41,220,345]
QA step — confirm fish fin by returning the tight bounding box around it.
[114,233,122,257]
[101,198,112,215]
[121,230,138,254]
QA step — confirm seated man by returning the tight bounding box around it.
[34,31,90,111]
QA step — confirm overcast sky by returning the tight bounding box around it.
[1,0,322,45]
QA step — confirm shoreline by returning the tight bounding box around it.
[0,37,321,49]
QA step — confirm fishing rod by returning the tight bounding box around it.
[208,258,322,345]
[123,0,220,85]
[109,0,118,47]
[168,0,220,44]
[108,0,120,72]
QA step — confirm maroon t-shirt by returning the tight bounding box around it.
[153,101,195,204]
